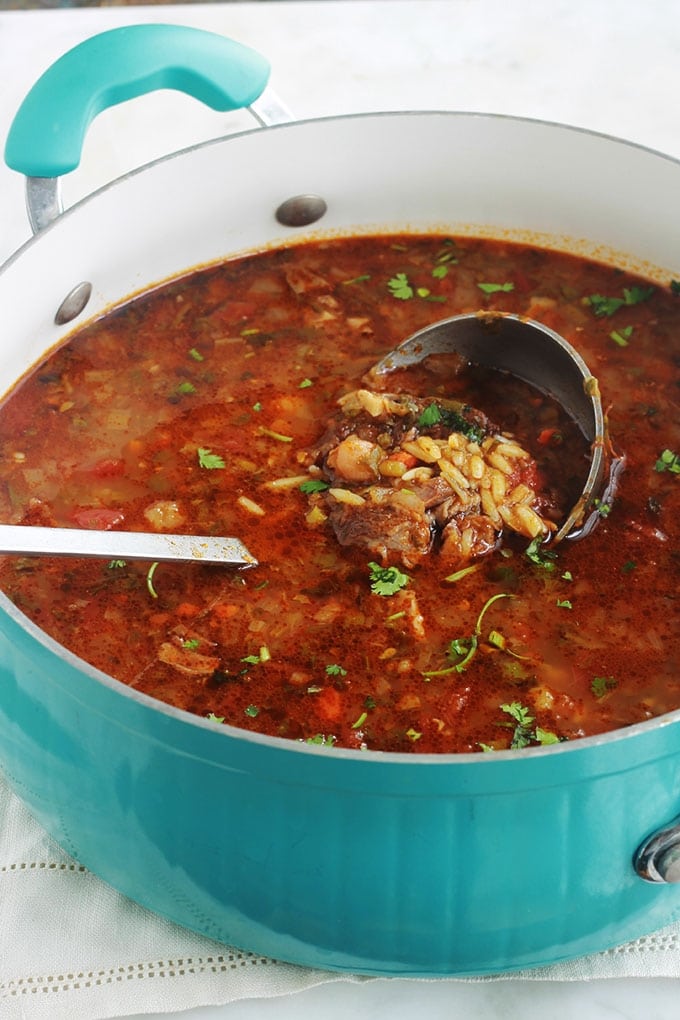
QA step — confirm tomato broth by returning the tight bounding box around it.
[0,234,679,753]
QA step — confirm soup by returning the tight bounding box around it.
[0,234,678,753]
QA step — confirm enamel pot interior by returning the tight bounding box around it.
[2,112,680,976]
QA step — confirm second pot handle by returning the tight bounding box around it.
[4,24,278,233]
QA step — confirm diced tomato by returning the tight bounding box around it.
[72,507,125,530]
[537,427,563,446]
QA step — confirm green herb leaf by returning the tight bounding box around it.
[535,727,560,745]
[477,281,514,295]
[146,561,159,599]
[176,380,196,395]
[257,425,293,443]
[342,274,371,285]
[525,536,557,570]
[351,711,368,729]
[591,676,618,699]
[304,733,337,747]
[655,448,680,474]
[206,712,225,724]
[587,286,654,317]
[387,273,414,300]
[556,598,573,609]
[244,704,260,718]
[299,378,313,389]
[624,285,655,306]
[406,728,422,742]
[610,325,633,347]
[325,663,347,677]
[197,447,225,469]
[108,559,126,569]
[432,265,449,280]
[417,402,441,427]
[300,478,330,494]
[368,561,410,596]
[188,347,204,362]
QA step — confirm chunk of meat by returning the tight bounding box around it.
[303,389,560,567]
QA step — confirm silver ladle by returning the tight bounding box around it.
[369,311,612,542]
[0,525,256,566]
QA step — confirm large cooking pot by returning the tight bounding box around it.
[2,24,680,977]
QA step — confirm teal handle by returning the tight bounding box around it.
[4,24,271,177]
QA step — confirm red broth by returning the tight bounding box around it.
[0,234,678,753]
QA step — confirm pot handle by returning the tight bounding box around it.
[634,815,680,883]
[4,24,285,232]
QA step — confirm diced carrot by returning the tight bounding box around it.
[149,612,170,627]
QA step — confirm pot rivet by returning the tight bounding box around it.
[275,194,327,228]
[54,281,92,325]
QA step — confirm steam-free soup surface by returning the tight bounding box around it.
[0,235,679,753]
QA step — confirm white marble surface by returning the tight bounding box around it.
[1,2,680,1017]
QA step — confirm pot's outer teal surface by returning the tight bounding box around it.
[3,27,680,977]
[2,598,680,976]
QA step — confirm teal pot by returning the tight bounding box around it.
[1,26,680,976]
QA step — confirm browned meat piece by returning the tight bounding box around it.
[303,389,559,567]
[327,488,433,568]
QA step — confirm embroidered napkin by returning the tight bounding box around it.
[3,774,680,1020]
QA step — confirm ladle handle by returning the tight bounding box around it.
[0,524,256,566]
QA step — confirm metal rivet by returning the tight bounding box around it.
[54,281,92,326]
[275,194,327,228]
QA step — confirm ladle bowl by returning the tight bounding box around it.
[369,311,610,541]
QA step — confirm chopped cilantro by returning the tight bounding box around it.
[535,727,560,746]
[197,447,226,469]
[587,286,654,317]
[477,281,514,294]
[655,448,680,474]
[206,712,225,724]
[146,561,159,599]
[501,701,535,749]
[368,561,410,596]
[587,294,624,317]
[351,711,368,729]
[299,378,313,388]
[622,560,637,574]
[304,734,337,747]
[591,676,618,699]
[342,274,371,285]
[432,265,449,280]
[183,638,200,650]
[252,402,263,412]
[244,704,260,718]
[108,559,126,569]
[525,536,557,570]
[300,478,330,494]
[176,380,196,395]
[325,663,347,677]
[387,273,414,300]
[556,599,572,609]
[257,425,293,443]
[406,728,422,742]
[417,402,441,427]
[610,325,633,347]
[444,563,482,584]
[188,347,204,362]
